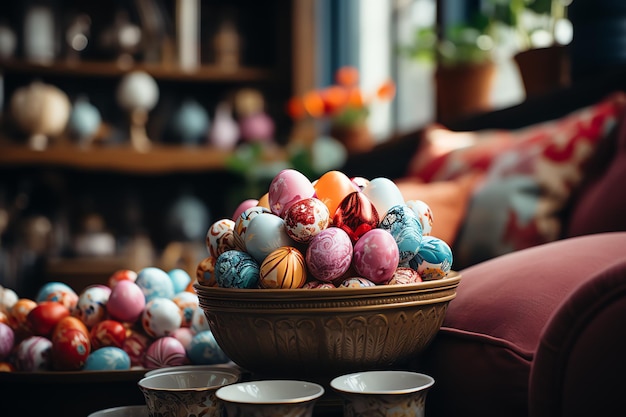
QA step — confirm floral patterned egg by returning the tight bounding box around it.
[406,199,434,236]
[215,250,260,289]
[353,229,400,285]
[379,204,423,264]
[268,168,315,218]
[233,206,271,251]
[74,284,111,328]
[206,218,237,258]
[142,297,183,338]
[196,255,217,286]
[53,316,89,340]
[84,346,131,370]
[9,298,37,332]
[143,336,187,369]
[135,267,175,303]
[122,329,150,367]
[333,191,379,243]
[409,236,453,281]
[284,197,330,243]
[306,227,353,282]
[107,269,138,289]
[388,267,423,285]
[244,213,294,264]
[339,277,376,288]
[51,328,91,371]
[15,335,52,371]
[186,330,230,365]
[0,322,14,360]
[302,280,336,289]
[90,319,127,350]
[35,282,78,310]
[172,291,199,328]
[259,246,307,289]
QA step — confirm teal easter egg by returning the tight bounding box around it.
[215,250,260,288]
[168,268,192,294]
[68,97,101,140]
[410,236,453,281]
[84,347,131,370]
[186,330,230,365]
[379,204,423,263]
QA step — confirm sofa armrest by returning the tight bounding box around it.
[416,232,626,417]
[530,258,626,417]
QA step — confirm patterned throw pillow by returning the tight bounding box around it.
[414,92,626,268]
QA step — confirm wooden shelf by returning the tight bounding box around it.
[0,142,235,174]
[0,59,275,83]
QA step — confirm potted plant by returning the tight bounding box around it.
[400,11,499,125]
[500,0,572,97]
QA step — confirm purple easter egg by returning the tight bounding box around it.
[0,323,14,360]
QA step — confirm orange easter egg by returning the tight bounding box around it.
[314,170,357,217]
[259,246,307,289]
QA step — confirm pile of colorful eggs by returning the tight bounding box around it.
[199,169,453,289]
[0,267,229,373]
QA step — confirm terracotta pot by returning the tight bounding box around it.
[435,61,496,126]
[514,45,570,99]
[330,122,375,154]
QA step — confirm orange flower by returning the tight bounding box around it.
[286,97,306,120]
[376,80,396,101]
[322,86,350,115]
[335,66,359,87]
[347,87,365,109]
[302,91,325,118]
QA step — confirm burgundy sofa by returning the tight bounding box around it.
[342,65,626,417]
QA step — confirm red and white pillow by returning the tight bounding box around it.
[406,91,626,268]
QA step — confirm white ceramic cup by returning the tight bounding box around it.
[216,379,325,417]
[330,370,435,417]
[87,405,149,417]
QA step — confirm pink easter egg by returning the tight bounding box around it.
[268,169,315,218]
[107,280,146,324]
[353,229,400,284]
[305,227,353,282]
[232,199,259,222]
[143,336,187,369]
[0,323,14,361]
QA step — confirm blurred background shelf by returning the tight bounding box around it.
[0,142,234,174]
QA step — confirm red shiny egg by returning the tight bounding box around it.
[27,301,70,337]
[108,269,138,289]
[90,319,128,350]
[333,191,379,243]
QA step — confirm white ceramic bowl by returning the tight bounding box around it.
[330,371,435,417]
[137,369,239,417]
[216,380,325,417]
[87,405,149,417]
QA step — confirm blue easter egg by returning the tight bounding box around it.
[379,204,423,263]
[68,97,101,140]
[135,267,175,302]
[168,268,192,294]
[170,99,210,145]
[410,236,453,281]
[84,347,131,370]
[186,330,230,365]
[166,193,210,242]
[215,250,260,288]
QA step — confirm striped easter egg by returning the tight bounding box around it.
[259,246,307,289]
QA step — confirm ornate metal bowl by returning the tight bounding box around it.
[195,272,460,378]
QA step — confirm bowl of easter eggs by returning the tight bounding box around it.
[195,169,461,378]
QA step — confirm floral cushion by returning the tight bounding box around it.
[407,92,626,268]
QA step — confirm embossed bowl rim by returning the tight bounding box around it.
[195,272,460,308]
